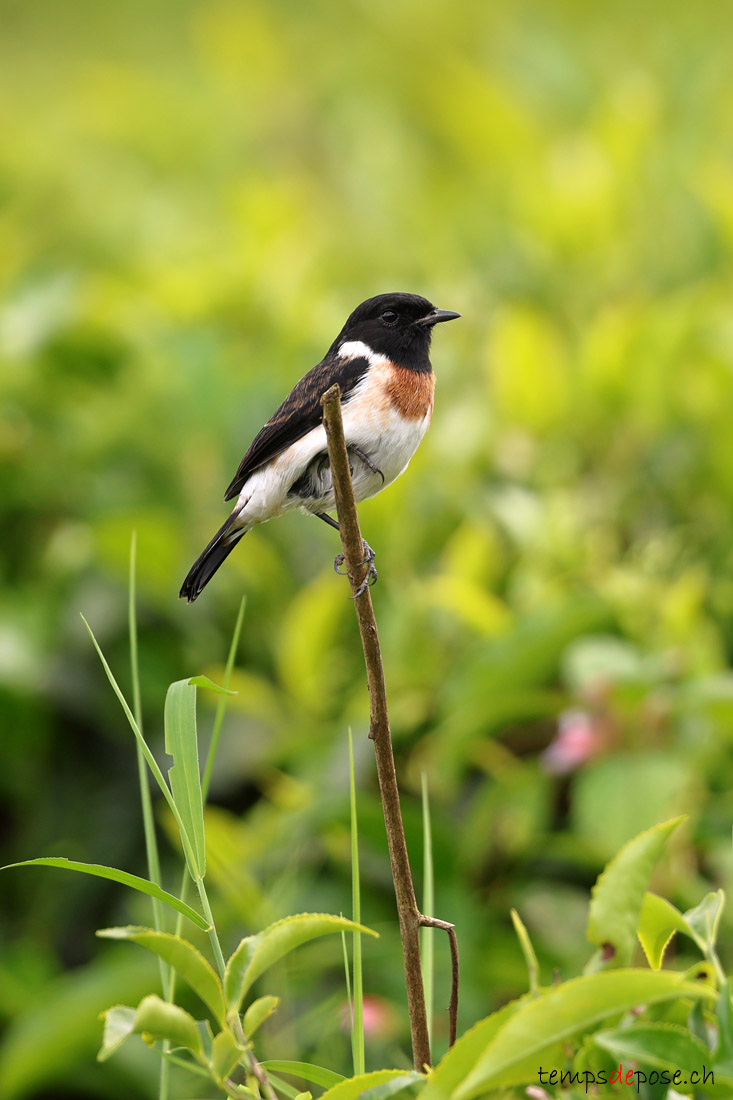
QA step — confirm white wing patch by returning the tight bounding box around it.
[337,340,388,367]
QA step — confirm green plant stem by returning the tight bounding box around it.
[349,728,365,1075]
[321,384,431,1071]
[196,876,226,978]
[167,601,245,1031]
[129,535,164,909]
[129,532,170,1100]
[194,603,246,980]
[421,773,434,1046]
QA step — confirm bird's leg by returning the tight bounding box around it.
[315,512,378,596]
[349,445,385,484]
[315,511,340,533]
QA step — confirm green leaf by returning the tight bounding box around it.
[586,817,685,965]
[225,914,377,1014]
[211,1027,243,1082]
[594,1021,723,1077]
[165,678,207,880]
[2,858,209,930]
[243,994,279,1037]
[188,674,237,696]
[133,994,202,1056]
[82,618,203,876]
[510,909,539,995]
[453,969,714,1098]
[638,892,699,968]
[98,1005,136,1062]
[685,891,725,954]
[319,1070,424,1100]
[97,927,226,1026]
[421,999,526,1100]
[261,1060,346,1088]
[361,1075,425,1099]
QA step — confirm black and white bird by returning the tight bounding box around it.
[179,292,460,602]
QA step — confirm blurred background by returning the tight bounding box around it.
[2,0,733,1095]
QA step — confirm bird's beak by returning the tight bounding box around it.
[414,308,461,327]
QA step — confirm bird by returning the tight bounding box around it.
[179,292,460,602]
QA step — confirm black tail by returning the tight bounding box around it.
[179,516,245,603]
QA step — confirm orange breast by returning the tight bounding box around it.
[385,364,435,421]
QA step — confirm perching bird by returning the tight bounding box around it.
[180,292,460,602]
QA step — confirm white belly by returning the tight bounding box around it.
[232,363,432,528]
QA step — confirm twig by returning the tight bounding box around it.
[321,383,459,1068]
[418,916,460,1046]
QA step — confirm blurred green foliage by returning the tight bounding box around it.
[2,0,733,1095]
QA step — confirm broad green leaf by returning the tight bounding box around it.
[211,1027,243,1081]
[421,999,527,1100]
[243,995,279,1037]
[594,1022,721,1076]
[2,858,209,930]
[454,969,715,1098]
[638,892,696,968]
[320,1070,424,1100]
[133,994,202,1056]
[225,914,377,1014]
[361,1075,425,1099]
[97,927,226,1026]
[685,891,725,954]
[586,817,685,965]
[224,938,257,1011]
[165,678,207,880]
[194,1019,215,1065]
[262,1060,346,1088]
[98,1005,136,1062]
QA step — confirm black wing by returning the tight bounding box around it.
[224,352,370,501]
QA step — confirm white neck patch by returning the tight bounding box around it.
[338,340,387,367]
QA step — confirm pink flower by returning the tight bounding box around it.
[540,709,601,775]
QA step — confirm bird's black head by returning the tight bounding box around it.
[332,292,460,373]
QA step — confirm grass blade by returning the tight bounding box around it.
[202,596,245,802]
[165,679,207,880]
[348,728,365,1075]
[81,615,198,874]
[129,535,162,901]
[260,1061,345,1088]
[2,858,209,929]
[341,928,354,1057]
[510,909,539,996]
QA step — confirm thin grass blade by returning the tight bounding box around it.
[348,729,365,1075]
[2,858,209,929]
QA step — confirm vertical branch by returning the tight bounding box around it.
[321,384,431,1071]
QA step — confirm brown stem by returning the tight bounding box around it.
[321,384,431,1071]
[418,916,460,1046]
[322,385,461,1065]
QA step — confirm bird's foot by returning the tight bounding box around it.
[333,539,378,597]
[349,445,385,484]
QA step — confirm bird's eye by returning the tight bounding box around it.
[381,310,398,325]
